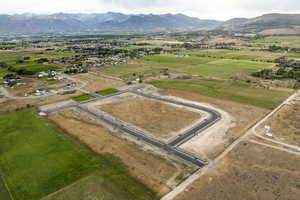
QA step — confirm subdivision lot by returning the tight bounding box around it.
[149,78,292,109]
[99,95,203,140]
[157,89,268,159]
[49,110,191,196]
[258,100,300,146]
[174,141,300,200]
[0,109,156,200]
[73,73,125,91]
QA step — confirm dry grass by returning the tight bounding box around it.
[100,97,202,140]
[49,110,189,196]
[158,89,269,159]
[73,73,125,92]
[175,141,300,200]
[258,101,300,146]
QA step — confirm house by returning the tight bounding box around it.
[35,88,47,96]
[37,72,48,78]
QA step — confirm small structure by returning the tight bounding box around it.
[35,88,47,96]
[264,125,272,137]
[37,72,48,78]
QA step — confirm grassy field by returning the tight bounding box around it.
[72,94,95,102]
[101,55,273,80]
[96,88,120,96]
[181,59,274,79]
[177,50,283,62]
[0,69,11,82]
[251,36,300,48]
[149,79,291,109]
[0,51,77,74]
[0,109,156,200]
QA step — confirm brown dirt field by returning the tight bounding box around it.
[158,89,269,159]
[49,110,190,196]
[73,73,125,92]
[258,101,300,146]
[100,97,202,140]
[175,141,300,200]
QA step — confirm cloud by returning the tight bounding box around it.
[1,0,300,20]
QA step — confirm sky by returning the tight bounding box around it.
[1,0,300,20]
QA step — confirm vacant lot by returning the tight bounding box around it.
[175,141,300,200]
[73,73,125,92]
[258,100,300,146]
[149,78,291,109]
[100,96,202,140]
[158,89,268,159]
[50,110,189,196]
[0,109,156,200]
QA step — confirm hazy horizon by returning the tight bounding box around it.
[1,0,300,20]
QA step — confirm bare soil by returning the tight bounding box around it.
[73,73,125,92]
[258,100,300,146]
[100,96,202,140]
[158,89,269,159]
[174,141,300,200]
[49,110,191,196]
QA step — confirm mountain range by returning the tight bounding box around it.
[0,12,300,34]
[0,12,220,34]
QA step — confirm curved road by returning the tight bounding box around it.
[41,88,222,167]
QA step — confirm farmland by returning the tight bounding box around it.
[149,78,291,109]
[0,109,156,200]
[101,55,274,79]
[0,51,77,74]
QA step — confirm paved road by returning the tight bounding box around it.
[75,104,207,167]
[42,88,222,167]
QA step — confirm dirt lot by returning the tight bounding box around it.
[99,95,202,140]
[49,110,192,196]
[174,141,300,200]
[158,89,269,159]
[73,73,125,92]
[258,100,300,146]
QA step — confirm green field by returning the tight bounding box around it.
[72,94,95,102]
[0,51,77,74]
[181,59,274,79]
[0,69,11,82]
[251,36,300,48]
[149,79,291,109]
[177,50,283,62]
[96,88,120,96]
[101,55,275,79]
[0,109,156,200]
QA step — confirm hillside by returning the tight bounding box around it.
[221,13,300,34]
